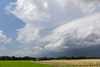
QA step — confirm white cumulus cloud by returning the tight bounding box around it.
[5,0,50,56]
[6,0,50,45]
[0,30,12,51]
[6,0,49,22]
[56,0,100,14]
[0,30,12,44]
[16,24,40,45]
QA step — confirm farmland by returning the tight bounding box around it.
[30,59,100,67]
[0,61,54,67]
[1,60,100,67]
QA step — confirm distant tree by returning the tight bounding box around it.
[76,56,87,59]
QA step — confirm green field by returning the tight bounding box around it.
[1,60,100,67]
[0,61,54,67]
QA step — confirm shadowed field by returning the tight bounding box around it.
[29,59,100,67]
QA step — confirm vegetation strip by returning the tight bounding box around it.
[1,56,100,61]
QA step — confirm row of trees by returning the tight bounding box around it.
[0,56,36,60]
[0,56,100,61]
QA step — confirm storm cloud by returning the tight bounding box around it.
[5,0,100,57]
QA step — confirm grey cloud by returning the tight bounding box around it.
[44,13,100,54]
[15,12,100,56]
[5,0,100,57]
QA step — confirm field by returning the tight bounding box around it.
[0,61,54,67]
[1,60,100,67]
[30,59,100,67]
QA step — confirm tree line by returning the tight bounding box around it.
[0,56,100,61]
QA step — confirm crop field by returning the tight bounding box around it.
[1,60,100,67]
[0,61,54,67]
[30,59,100,67]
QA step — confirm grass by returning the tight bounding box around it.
[0,61,54,67]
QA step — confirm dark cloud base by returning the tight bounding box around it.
[40,45,100,57]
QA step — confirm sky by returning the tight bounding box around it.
[0,0,100,57]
